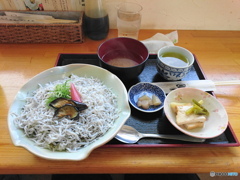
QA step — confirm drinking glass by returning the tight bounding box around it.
[117,2,142,39]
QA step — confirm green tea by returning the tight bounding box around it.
[160,52,189,67]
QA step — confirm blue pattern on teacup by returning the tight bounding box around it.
[156,60,191,80]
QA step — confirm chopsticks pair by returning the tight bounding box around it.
[152,80,240,93]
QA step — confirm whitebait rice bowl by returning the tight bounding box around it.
[13,74,119,152]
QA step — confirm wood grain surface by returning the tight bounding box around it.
[0,30,239,174]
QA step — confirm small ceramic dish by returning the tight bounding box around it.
[164,88,228,139]
[128,82,166,113]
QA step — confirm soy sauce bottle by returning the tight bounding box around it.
[84,0,109,40]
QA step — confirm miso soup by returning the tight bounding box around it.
[160,52,189,68]
[107,58,139,67]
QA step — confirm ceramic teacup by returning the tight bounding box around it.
[156,46,194,81]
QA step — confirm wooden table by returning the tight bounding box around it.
[0,30,240,174]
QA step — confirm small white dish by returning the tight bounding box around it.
[128,82,166,113]
[164,88,228,139]
[8,64,131,161]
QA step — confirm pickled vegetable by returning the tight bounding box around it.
[152,95,162,106]
[137,94,162,110]
[185,99,209,116]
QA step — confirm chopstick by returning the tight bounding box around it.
[214,80,240,86]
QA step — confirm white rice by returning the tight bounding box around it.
[13,74,118,152]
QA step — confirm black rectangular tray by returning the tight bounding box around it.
[56,53,240,147]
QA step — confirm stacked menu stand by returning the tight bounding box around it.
[0,11,84,44]
[56,53,240,148]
